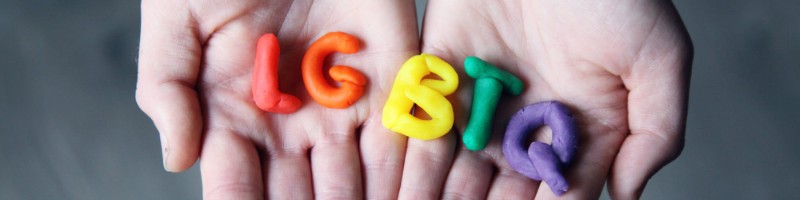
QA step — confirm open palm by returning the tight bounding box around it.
[408,0,692,199]
[136,0,419,199]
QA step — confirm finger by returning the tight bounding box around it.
[200,130,263,200]
[265,147,314,199]
[360,116,407,199]
[610,6,692,198]
[533,129,621,199]
[136,0,202,172]
[441,148,493,200]
[398,132,457,199]
[610,131,680,198]
[310,127,363,199]
[486,168,539,199]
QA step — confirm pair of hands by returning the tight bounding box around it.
[136,0,692,199]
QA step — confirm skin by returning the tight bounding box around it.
[412,0,693,199]
[136,0,418,199]
[136,0,692,199]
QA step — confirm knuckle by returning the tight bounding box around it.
[363,155,401,172]
[203,182,260,199]
[667,136,685,162]
[442,191,479,200]
[318,131,356,147]
[315,187,360,200]
[399,185,439,200]
[134,86,151,114]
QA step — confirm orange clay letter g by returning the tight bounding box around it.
[302,32,367,109]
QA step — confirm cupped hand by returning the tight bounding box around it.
[404,0,692,199]
[135,0,419,199]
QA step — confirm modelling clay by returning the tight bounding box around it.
[503,101,578,196]
[462,56,524,151]
[382,54,459,140]
[303,32,366,108]
[252,33,302,114]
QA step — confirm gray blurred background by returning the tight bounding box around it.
[1,0,799,199]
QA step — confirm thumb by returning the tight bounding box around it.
[609,5,693,198]
[135,0,203,172]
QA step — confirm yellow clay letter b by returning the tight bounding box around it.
[382,54,459,140]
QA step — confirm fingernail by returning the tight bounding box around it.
[159,133,171,172]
